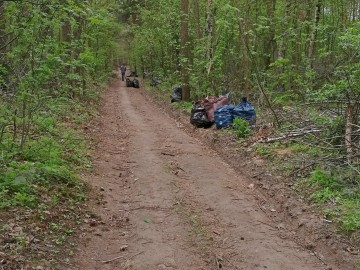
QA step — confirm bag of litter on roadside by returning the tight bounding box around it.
[170,85,182,103]
[214,104,235,129]
[203,95,230,122]
[126,78,133,87]
[132,78,140,88]
[190,102,213,128]
[233,97,256,125]
[150,77,162,86]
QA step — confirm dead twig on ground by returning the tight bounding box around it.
[221,253,241,270]
[124,206,173,211]
[259,129,322,143]
[97,251,144,264]
[99,256,125,264]
[288,162,316,177]
[161,152,176,156]
[255,219,276,230]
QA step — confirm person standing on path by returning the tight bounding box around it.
[120,64,126,81]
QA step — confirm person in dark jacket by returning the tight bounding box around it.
[120,64,126,81]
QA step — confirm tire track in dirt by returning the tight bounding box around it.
[71,77,339,269]
[70,79,136,270]
[117,78,208,269]
[122,85,328,270]
[71,78,206,270]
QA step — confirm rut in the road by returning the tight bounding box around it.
[72,77,335,270]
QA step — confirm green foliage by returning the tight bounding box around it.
[171,101,193,113]
[254,144,273,157]
[0,0,118,209]
[308,169,337,187]
[340,201,360,232]
[0,121,88,208]
[303,168,360,232]
[310,22,360,102]
[310,187,340,203]
[233,117,252,138]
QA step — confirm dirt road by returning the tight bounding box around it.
[71,77,347,270]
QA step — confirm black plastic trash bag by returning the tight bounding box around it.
[233,97,256,125]
[214,104,235,129]
[170,86,182,103]
[190,102,213,128]
[150,77,162,86]
[126,78,133,87]
[133,78,140,88]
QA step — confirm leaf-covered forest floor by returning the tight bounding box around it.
[1,72,359,269]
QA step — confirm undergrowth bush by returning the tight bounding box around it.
[301,168,360,232]
[233,117,252,138]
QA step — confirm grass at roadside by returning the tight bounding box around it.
[253,141,360,235]
[0,97,96,269]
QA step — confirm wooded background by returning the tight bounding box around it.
[122,0,360,232]
[121,0,359,166]
[0,0,359,231]
[0,0,120,207]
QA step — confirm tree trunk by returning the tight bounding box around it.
[308,0,322,68]
[61,0,71,43]
[276,1,291,93]
[264,0,276,70]
[0,1,5,54]
[193,0,201,40]
[278,1,291,60]
[205,0,214,74]
[345,104,353,164]
[180,0,190,101]
[239,18,249,98]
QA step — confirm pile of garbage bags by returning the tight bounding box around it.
[126,78,140,88]
[190,96,256,129]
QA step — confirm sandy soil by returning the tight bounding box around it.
[70,75,358,270]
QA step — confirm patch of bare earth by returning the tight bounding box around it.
[70,75,359,270]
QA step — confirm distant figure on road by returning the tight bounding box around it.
[120,64,126,81]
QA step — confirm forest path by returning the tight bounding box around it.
[71,75,333,270]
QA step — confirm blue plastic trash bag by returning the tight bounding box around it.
[233,97,256,125]
[214,104,235,129]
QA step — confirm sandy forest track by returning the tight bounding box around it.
[70,76,354,270]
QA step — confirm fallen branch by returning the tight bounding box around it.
[259,129,322,143]
[345,104,353,164]
[125,206,172,211]
[161,152,176,156]
[288,162,316,177]
[97,251,144,264]
[100,256,124,264]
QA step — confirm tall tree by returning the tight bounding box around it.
[193,0,201,40]
[0,1,5,54]
[307,0,322,68]
[205,0,214,75]
[180,0,190,100]
[264,0,276,69]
